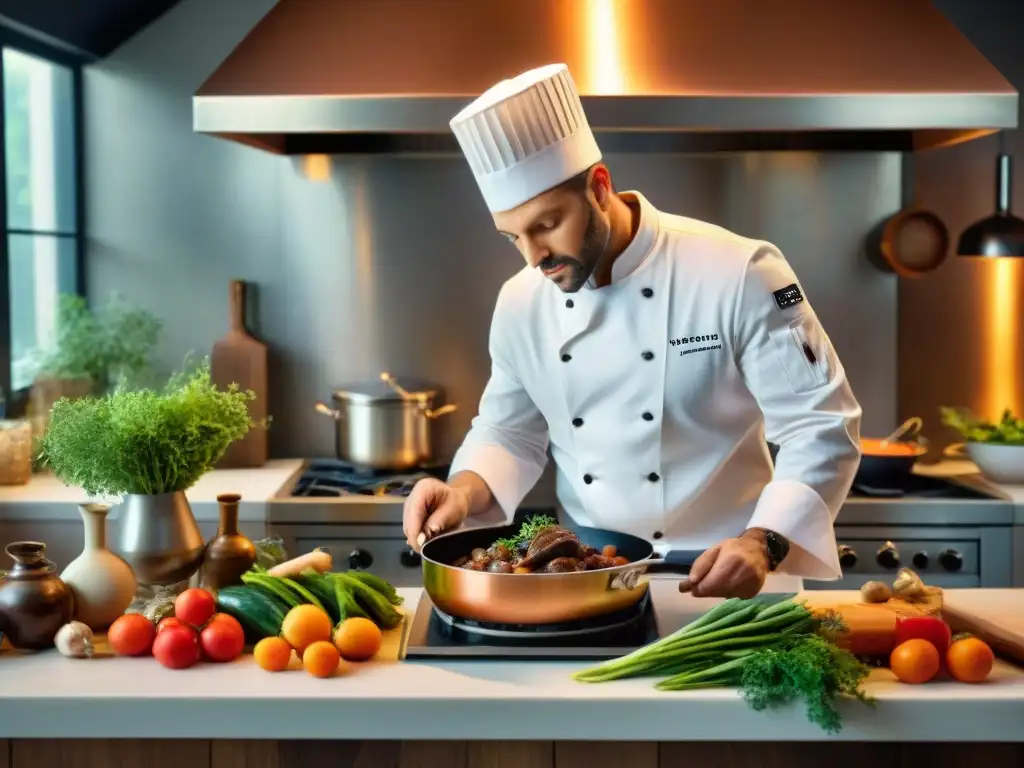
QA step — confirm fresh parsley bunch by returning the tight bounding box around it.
[37,359,255,497]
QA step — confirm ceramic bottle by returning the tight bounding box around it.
[201,493,257,591]
[61,502,138,630]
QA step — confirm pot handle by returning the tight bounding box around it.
[424,403,458,419]
[314,402,343,421]
[944,441,967,459]
[380,371,458,418]
[882,416,924,445]
[380,371,414,400]
[610,550,700,591]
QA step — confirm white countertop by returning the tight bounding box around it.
[2,584,1023,742]
[0,459,305,521]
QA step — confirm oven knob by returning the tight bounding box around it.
[912,551,930,569]
[876,542,900,569]
[939,549,963,572]
[837,545,857,568]
[400,547,421,568]
[347,548,373,570]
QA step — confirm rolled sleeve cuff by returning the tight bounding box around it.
[746,479,841,580]
[448,441,543,523]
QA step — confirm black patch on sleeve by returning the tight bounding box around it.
[772,283,804,310]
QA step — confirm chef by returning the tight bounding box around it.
[403,63,862,598]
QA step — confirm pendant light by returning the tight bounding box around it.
[957,132,1024,258]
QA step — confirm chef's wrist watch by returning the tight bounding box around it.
[742,528,790,571]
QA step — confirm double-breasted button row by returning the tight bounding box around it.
[564,289,652,305]
[578,471,661,484]
[571,412,654,428]
[567,284,659,490]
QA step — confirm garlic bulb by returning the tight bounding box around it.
[55,621,94,658]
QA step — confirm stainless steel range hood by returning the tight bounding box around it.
[193,0,1018,155]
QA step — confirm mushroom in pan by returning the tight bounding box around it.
[539,557,586,573]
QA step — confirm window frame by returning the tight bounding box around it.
[0,24,87,405]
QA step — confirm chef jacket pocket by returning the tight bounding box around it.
[769,315,832,394]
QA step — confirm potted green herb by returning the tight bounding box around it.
[29,294,161,427]
[37,359,256,587]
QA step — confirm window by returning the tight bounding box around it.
[0,33,83,397]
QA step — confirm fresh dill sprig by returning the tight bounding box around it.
[740,634,875,734]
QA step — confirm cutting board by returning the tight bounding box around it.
[941,590,1024,666]
[212,280,268,468]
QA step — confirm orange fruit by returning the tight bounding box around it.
[946,637,994,683]
[890,638,941,684]
[302,640,341,678]
[334,617,383,661]
[253,636,293,672]
[280,605,333,653]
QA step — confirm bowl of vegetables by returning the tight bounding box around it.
[940,407,1024,485]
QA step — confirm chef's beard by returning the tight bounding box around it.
[539,204,611,293]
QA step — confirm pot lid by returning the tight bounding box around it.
[332,377,439,404]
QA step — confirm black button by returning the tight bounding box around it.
[642,288,654,298]
[583,474,593,484]
[572,417,583,427]
[642,411,654,421]
[653,531,664,540]
[648,472,660,482]
[642,351,654,361]
[561,353,572,362]
[566,299,574,308]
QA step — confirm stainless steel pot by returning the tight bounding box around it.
[315,372,457,470]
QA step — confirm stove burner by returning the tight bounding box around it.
[404,592,660,659]
[291,459,450,498]
[850,474,998,500]
[433,593,650,640]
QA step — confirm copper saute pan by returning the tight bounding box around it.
[420,524,699,625]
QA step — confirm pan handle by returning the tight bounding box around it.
[610,549,701,591]
[314,402,343,421]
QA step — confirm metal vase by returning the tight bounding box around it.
[117,491,206,586]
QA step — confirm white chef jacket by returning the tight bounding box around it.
[448,191,862,580]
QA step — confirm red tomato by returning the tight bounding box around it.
[107,613,157,656]
[157,616,188,634]
[200,613,245,662]
[152,624,201,670]
[174,588,216,628]
[894,616,952,655]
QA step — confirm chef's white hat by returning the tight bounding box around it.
[450,63,602,214]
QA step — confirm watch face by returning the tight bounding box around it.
[766,532,789,571]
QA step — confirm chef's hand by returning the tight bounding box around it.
[403,478,470,551]
[681,535,770,599]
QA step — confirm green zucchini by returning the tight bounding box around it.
[296,571,342,624]
[276,575,327,614]
[349,571,403,606]
[241,572,302,608]
[215,585,286,642]
[334,572,403,629]
[333,578,371,623]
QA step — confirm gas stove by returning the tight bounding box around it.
[404,591,660,660]
[289,458,451,498]
[825,471,1014,591]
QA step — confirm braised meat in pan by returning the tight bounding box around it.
[450,516,631,573]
